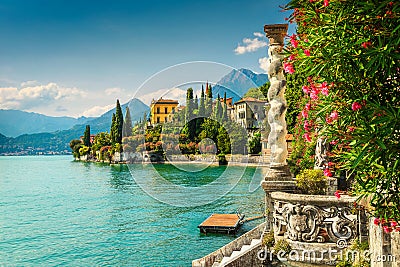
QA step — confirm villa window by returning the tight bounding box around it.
[157,107,160,114]
[157,117,160,123]
[165,107,168,114]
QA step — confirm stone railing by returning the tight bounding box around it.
[271,192,365,244]
[192,221,267,267]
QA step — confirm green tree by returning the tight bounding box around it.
[115,99,124,144]
[222,92,228,120]
[259,81,270,98]
[110,113,117,145]
[217,125,230,154]
[248,131,262,154]
[198,86,205,117]
[244,87,265,99]
[83,125,91,147]
[194,95,199,110]
[69,139,83,159]
[185,88,196,140]
[205,83,213,117]
[214,94,222,120]
[123,106,133,137]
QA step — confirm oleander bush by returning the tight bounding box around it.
[284,0,400,223]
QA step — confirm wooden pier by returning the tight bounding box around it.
[198,213,244,234]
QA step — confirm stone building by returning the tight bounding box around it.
[233,97,268,130]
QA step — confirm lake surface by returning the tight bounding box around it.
[0,156,265,266]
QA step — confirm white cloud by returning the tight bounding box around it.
[234,33,267,55]
[137,87,187,106]
[105,87,123,95]
[20,80,38,87]
[80,104,114,117]
[258,57,270,73]
[0,82,87,110]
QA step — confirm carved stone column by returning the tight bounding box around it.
[261,24,296,230]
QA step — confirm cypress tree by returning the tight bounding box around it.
[222,92,228,120]
[111,113,116,145]
[123,106,133,137]
[186,88,194,120]
[199,87,205,117]
[83,125,91,147]
[115,99,124,144]
[214,94,222,119]
[194,95,199,110]
[205,84,213,117]
[185,88,196,140]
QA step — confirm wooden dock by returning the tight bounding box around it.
[198,213,244,234]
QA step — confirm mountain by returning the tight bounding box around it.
[212,68,268,102]
[0,109,92,137]
[0,98,149,155]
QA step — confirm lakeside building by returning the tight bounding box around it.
[149,98,179,125]
[232,97,269,130]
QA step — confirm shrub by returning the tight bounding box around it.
[272,239,291,256]
[262,231,275,248]
[295,169,327,195]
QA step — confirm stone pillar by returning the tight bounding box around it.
[261,24,296,230]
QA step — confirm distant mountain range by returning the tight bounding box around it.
[0,68,267,155]
[0,99,149,155]
[213,68,268,102]
[0,110,93,137]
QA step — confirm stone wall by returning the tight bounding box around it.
[225,243,263,267]
[192,222,267,267]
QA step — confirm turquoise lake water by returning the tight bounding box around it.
[0,156,265,266]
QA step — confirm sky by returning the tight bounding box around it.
[0,0,294,117]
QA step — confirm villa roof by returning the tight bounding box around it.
[234,97,268,105]
[151,97,179,105]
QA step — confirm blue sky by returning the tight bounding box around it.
[0,0,293,117]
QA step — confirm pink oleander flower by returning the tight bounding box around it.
[374,218,381,225]
[349,126,355,132]
[283,62,295,74]
[310,92,319,100]
[302,85,311,94]
[304,120,311,131]
[391,221,398,228]
[288,54,296,61]
[304,49,310,56]
[324,168,333,177]
[326,117,333,124]
[352,102,362,111]
[330,140,338,145]
[290,34,299,48]
[304,38,309,43]
[383,226,393,234]
[301,110,308,118]
[323,0,329,7]
[303,133,312,142]
[330,110,339,120]
[305,103,311,111]
[321,82,329,96]
[334,190,341,199]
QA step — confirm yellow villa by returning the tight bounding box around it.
[149,98,179,125]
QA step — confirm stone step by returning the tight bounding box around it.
[220,256,231,265]
[240,244,250,252]
[250,238,261,247]
[230,250,241,258]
